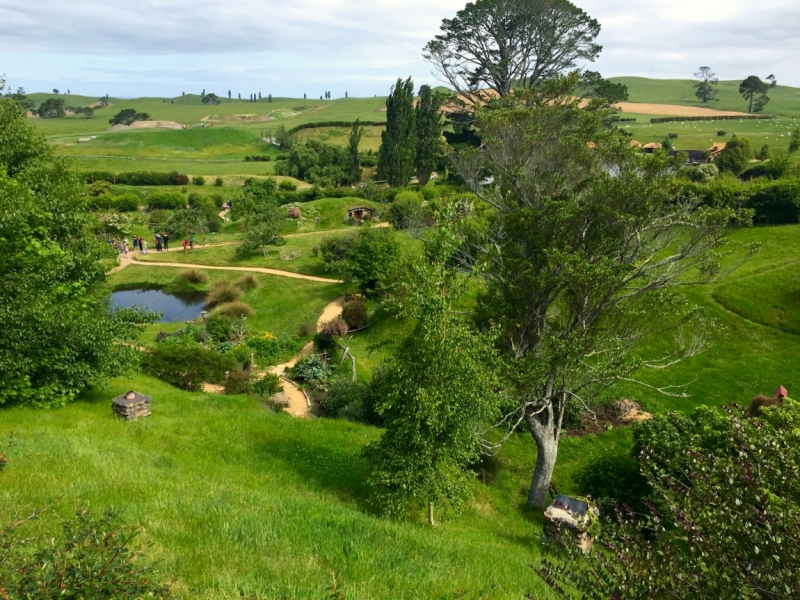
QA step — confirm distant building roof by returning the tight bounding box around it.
[629,140,643,148]
[642,142,663,149]
[709,142,726,154]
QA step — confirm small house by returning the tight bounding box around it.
[347,207,373,220]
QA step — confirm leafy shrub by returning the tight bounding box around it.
[83,171,189,186]
[341,296,368,329]
[740,154,795,181]
[756,144,770,161]
[245,331,300,364]
[315,317,348,351]
[204,280,242,309]
[225,369,251,395]
[0,507,170,599]
[319,233,355,264]
[207,218,220,232]
[279,180,297,191]
[192,176,205,186]
[293,354,331,389]
[745,178,800,224]
[89,180,112,197]
[141,344,236,391]
[700,173,750,207]
[320,376,365,417]
[573,452,651,514]
[214,177,224,186]
[252,372,283,398]
[206,314,233,342]
[115,192,140,212]
[235,273,259,290]
[164,208,207,237]
[148,209,170,226]
[386,190,431,229]
[717,130,727,136]
[298,321,315,337]
[176,268,208,285]
[714,135,753,175]
[147,191,185,210]
[211,300,254,319]
[287,205,301,218]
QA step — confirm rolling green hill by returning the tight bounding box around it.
[610,76,800,117]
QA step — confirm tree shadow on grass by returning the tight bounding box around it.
[250,430,375,511]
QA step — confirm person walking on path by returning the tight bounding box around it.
[123,242,129,256]
[163,233,170,251]
[155,235,162,252]
[189,235,195,250]
[142,240,148,254]
[182,239,188,252]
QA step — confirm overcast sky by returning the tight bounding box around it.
[2,0,799,98]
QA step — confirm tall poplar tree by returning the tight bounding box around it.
[348,119,364,183]
[414,85,445,186]
[377,78,417,187]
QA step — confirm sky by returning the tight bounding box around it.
[1,0,799,98]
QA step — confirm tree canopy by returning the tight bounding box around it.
[274,139,355,187]
[364,224,498,523]
[414,84,446,185]
[453,75,753,508]
[37,98,65,119]
[377,77,417,187]
[740,75,770,113]
[109,108,151,126]
[0,85,148,408]
[694,66,719,103]
[423,0,601,105]
[233,178,284,256]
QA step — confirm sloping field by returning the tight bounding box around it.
[615,102,749,117]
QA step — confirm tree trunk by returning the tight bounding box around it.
[428,502,435,526]
[527,429,558,509]
[526,403,559,509]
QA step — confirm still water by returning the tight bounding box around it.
[111,289,205,323]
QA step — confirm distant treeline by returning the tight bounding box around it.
[285,121,384,136]
[650,115,774,124]
[82,171,190,185]
[244,156,271,162]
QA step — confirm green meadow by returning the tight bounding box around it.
[3,220,800,597]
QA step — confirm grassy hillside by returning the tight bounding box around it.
[611,76,800,117]
[3,220,800,597]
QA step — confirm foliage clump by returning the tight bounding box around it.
[537,399,800,600]
[141,345,236,391]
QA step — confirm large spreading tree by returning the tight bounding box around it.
[423,0,601,105]
[740,75,770,113]
[377,78,417,187]
[453,75,753,508]
[0,82,146,408]
[233,178,284,256]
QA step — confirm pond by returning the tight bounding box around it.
[111,289,206,323]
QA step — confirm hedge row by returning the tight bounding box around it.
[82,171,190,186]
[650,115,773,124]
[285,121,384,136]
[244,155,271,162]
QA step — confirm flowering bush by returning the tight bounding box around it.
[287,206,301,219]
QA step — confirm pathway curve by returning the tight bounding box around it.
[268,296,345,417]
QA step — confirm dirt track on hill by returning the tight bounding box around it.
[614,102,750,117]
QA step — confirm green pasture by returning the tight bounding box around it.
[611,77,800,117]
[620,112,800,152]
[294,125,386,152]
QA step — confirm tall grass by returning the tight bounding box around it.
[204,279,241,309]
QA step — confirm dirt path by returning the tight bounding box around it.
[614,102,751,117]
[269,296,345,417]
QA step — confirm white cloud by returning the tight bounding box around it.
[1,0,799,97]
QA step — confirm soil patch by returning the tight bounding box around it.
[614,102,750,117]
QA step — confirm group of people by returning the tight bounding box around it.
[107,232,197,257]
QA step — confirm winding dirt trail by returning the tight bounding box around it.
[269,296,345,417]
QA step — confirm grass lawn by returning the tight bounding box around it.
[135,235,333,278]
